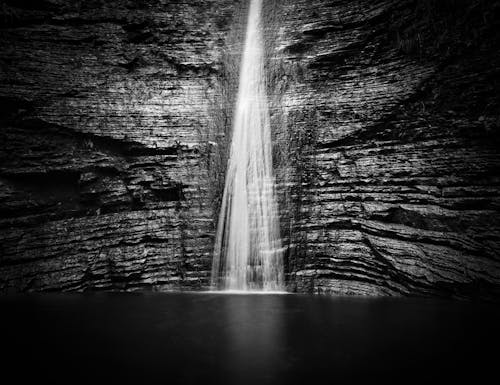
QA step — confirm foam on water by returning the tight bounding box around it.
[202,290,289,295]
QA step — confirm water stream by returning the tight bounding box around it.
[211,0,284,291]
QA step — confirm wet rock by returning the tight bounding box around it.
[0,0,244,292]
[268,0,500,299]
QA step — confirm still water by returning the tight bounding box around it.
[2,293,499,384]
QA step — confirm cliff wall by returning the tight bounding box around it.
[269,0,500,299]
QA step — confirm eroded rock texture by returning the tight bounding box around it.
[0,0,245,291]
[1,0,499,299]
[267,0,500,299]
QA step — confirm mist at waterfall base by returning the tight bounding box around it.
[211,0,284,292]
[2,293,499,384]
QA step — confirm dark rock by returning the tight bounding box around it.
[0,0,244,292]
[267,0,500,300]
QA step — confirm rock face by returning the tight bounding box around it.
[0,0,246,291]
[1,0,499,299]
[267,0,500,299]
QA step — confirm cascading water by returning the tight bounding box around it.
[211,0,284,292]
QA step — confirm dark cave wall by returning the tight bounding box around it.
[0,0,245,291]
[1,0,500,298]
[267,0,500,299]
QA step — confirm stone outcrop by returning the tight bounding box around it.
[1,0,499,299]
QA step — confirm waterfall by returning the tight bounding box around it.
[211,0,284,292]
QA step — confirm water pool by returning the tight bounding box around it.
[2,293,498,384]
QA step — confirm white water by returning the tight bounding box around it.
[211,0,284,292]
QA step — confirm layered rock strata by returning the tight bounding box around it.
[0,0,244,291]
[267,0,500,299]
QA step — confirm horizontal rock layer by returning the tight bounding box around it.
[268,0,500,299]
[0,0,245,291]
[1,0,500,299]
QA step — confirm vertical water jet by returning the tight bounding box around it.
[211,0,284,291]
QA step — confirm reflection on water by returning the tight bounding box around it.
[224,295,284,382]
[2,293,500,384]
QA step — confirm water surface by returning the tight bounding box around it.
[2,293,499,384]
